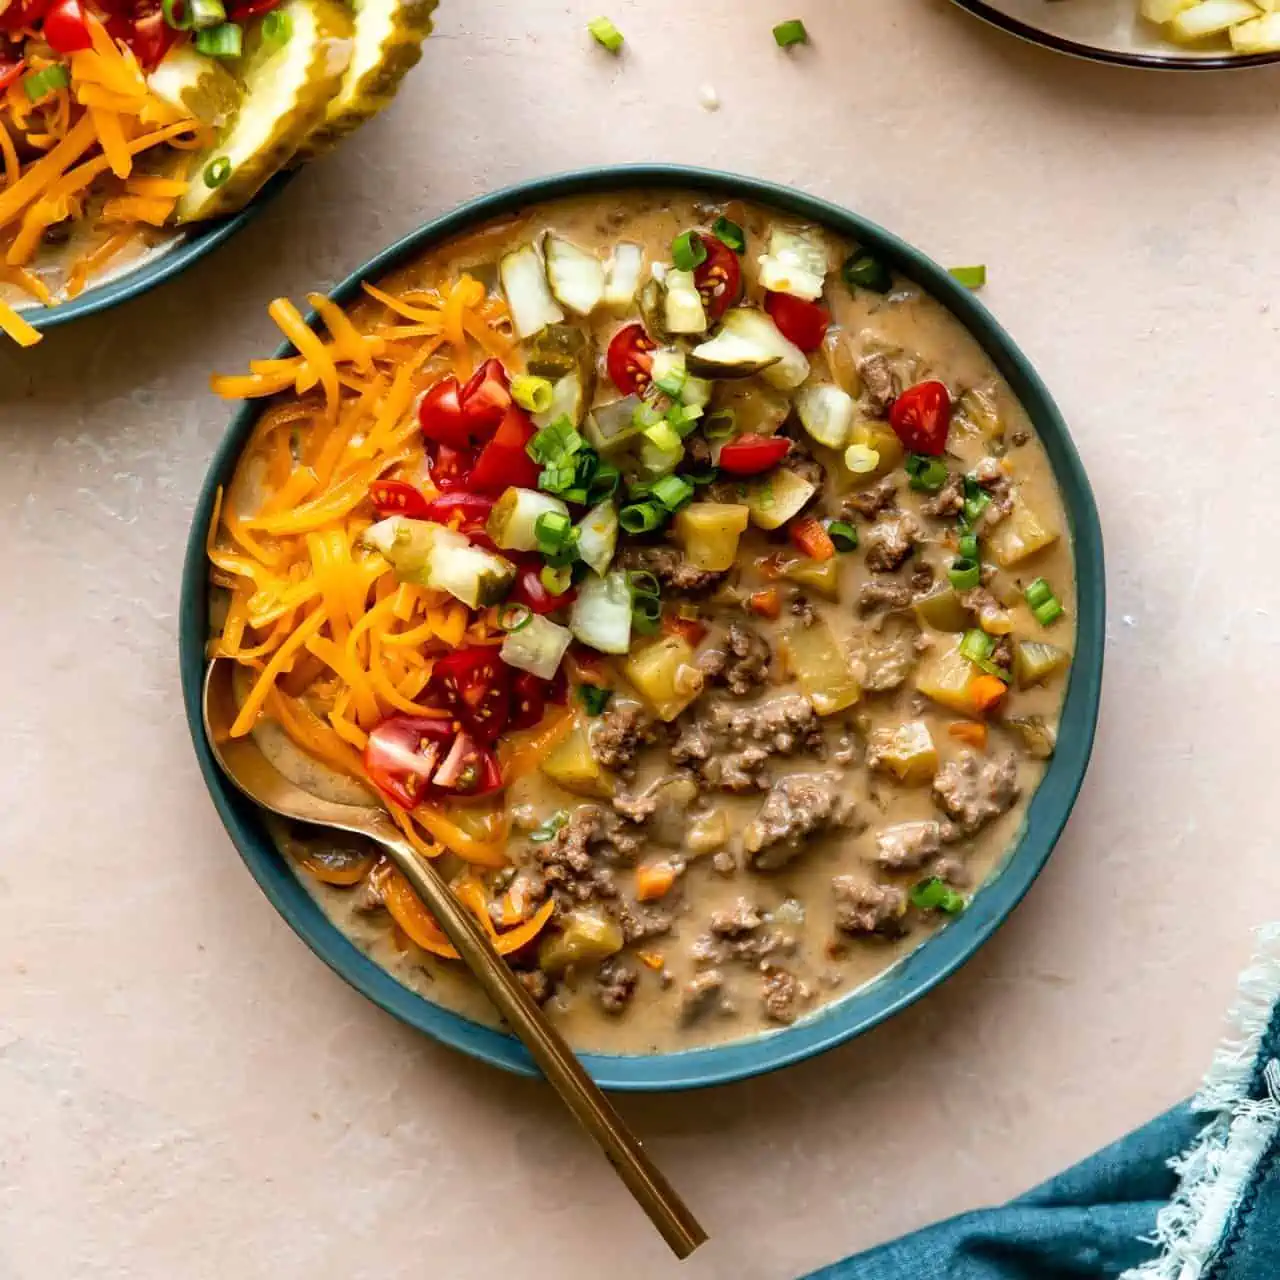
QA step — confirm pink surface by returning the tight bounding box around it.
[4,2,1280,1276]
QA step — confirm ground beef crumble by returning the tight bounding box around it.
[932,753,1020,834]
[697,622,771,696]
[858,580,913,616]
[857,352,899,416]
[536,806,641,909]
[744,773,859,871]
[590,702,659,774]
[761,969,805,1024]
[680,969,725,1023]
[864,512,920,573]
[920,472,965,519]
[842,477,897,521]
[831,877,908,937]
[595,957,638,1015]
[615,545,725,594]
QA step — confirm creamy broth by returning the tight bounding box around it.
[215,191,1076,1055]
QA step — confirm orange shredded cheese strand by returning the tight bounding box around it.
[229,606,328,738]
[269,297,339,422]
[0,298,40,346]
[89,106,131,179]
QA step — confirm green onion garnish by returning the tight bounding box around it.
[644,420,682,455]
[162,0,193,29]
[203,156,232,189]
[588,462,620,502]
[653,368,686,399]
[497,602,534,632]
[948,558,981,592]
[578,685,613,717]
[963,476,991,525]
[909,877,966,914]
[535,510,573,556]
[958,531,979,562]
[826,520,858,552]
[712,216,745,253]
[949,265,987,291]
[188,0,226,28]
[666,403,703,438]
[959,628,995,665]
[541,563,574,595]
[681,465,718,486]
[261,6,291,46]
[511,374,554,414]
[195,20,242,57]
[1026,578,1064,626]
[906,453,949,493]
[772,18,808,47]
[631,592,663,634]
[704,407,737,441]
[841,250,891,295]
[651,474,694,512]
[588,15,624,53]
[671,230,707,272]
[620,502,663,534]
[1034,599,1064,627]
[529,811,569,843]
[23,63,69,102]
[626,570,661,599]
[527,416,583,464]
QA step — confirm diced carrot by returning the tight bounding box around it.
[968,675,1008,715]
[637,951,666,971]
[663,615,708,647]
[748,588,781,620]
[948,720,989,749]
[789,515,836,562]
[635,862,678,902]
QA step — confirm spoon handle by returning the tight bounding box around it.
[378,833,707,1259]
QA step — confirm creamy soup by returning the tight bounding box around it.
[209,190,1075,1055]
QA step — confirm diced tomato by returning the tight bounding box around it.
[470,405,539,494]
[460,358,511,434]
[369,479,433,520]
[889,380,952,457]
[764,291,830,353]
[429,647,511,744]
[40,0,91,50]
[694,234,742,322]
[419,492,495,531]
[606,323,657,395]
[747,588,781,620]
[510,564,576,615]
[789,514,836,561]
[663,615,708,647]
[418,378,473,449]
[509,671,548,731]
[431,730,504,797]
[425,442,475,492]
[717,434,791,476]
[0,0,51,31]
[363,715,456,810]
[123,6,176,68]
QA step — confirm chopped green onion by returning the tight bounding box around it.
[666,403,702,437]
[529,811,569,842]
[631,592,663,634]
[711,216,745,253]
[619,502,663,534]
[578,685,613,717]
[681,465,718,486]
[671,230,707,272]
[653,371,686,399]
[261,6,291,46]
[162,0,193,29]
[958,531,979,562]
[497,602,534,633]
[1034,598,1064,627]
[538,460,577,497]
[588,15,624,53]
[910,877,966,915]
[511,374,554,414]
[651,474,694,512]
[202,156,232,189]
[704,408,737,441]
[644,420,682,455]
[825,520,858,552]
[188,0,226,28]
[528,416,583,464]
[626,570,661,598]
[959,629,995,665]
[772,18,808,47]
[534,510,573,556]
[195,20,242,56]
[1026,578,1064,626]
[949,265,987,291]
[948,558,981,592]
[541,563,574,595]
[588,462,621,502]
[23,64,69,102]
[1025,578,1052,610]
[963,476,991,525]
[841,250,891,295]
[906,453,949,493]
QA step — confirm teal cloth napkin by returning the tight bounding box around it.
[806,927,1280,1280]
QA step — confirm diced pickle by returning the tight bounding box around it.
[913,588,972,633]
[1007,715,1056,759]
[989,497,1059,567]
[624,637,702,721]
[674,502,750,572]
[744,469,816,530]
[542,723,614,798]
[525,323,594,383]
[782,620,861,715]
[538,906,625,973]
[915,638,978,715]
[782,557,841,600]
[868,720,938,785]
[1014,640,1070,688]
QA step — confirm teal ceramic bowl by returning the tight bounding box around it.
[19,173,288,336]
[179,165,1105,1092]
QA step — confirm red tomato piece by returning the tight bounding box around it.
[764,291,830,353]
[425,442,476,493]
[0,0,51,31]
[431,731,504,797]
[417,378,474,449]
[510,564,576,615]
[694,234,742,322]
[363,715,456,810]
[889,380,952,457]
[606,323,657,395]
[461,358,511,434]
[420,492,495,530]
[369,479,432,520]
[717,434,792,476]
[42,0,92,51]
[429,648,511,744]
[470,405,540,494]
[123,7,176,68]
[509,671,548,732]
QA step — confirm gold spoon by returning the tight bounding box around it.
[203,658,706,1259]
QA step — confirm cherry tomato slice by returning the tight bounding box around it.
[509,671,548,732]
[432,731,504,797]
[425,442,476,492]
[41,0,91,52]
[364,715,455,810]
[418,378,473,449]
[717,434,792,476]
[369,479,433,520]
[510,564,576,615]
[0,0,51,32]
[420,493,495,530]
[606,323,657,395]
[123,7,176,68]
[429,648,511,744]
[693,234,743,322]
[764,291,830,353]
[889,380,952,457]
[461,358,511,434]
[470,405,540,494]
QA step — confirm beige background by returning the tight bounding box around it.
[4,1,1280,1276]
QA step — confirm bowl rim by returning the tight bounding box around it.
[178,163,1106,1092]
[950,0,1280,70]
[21,172,290,334]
